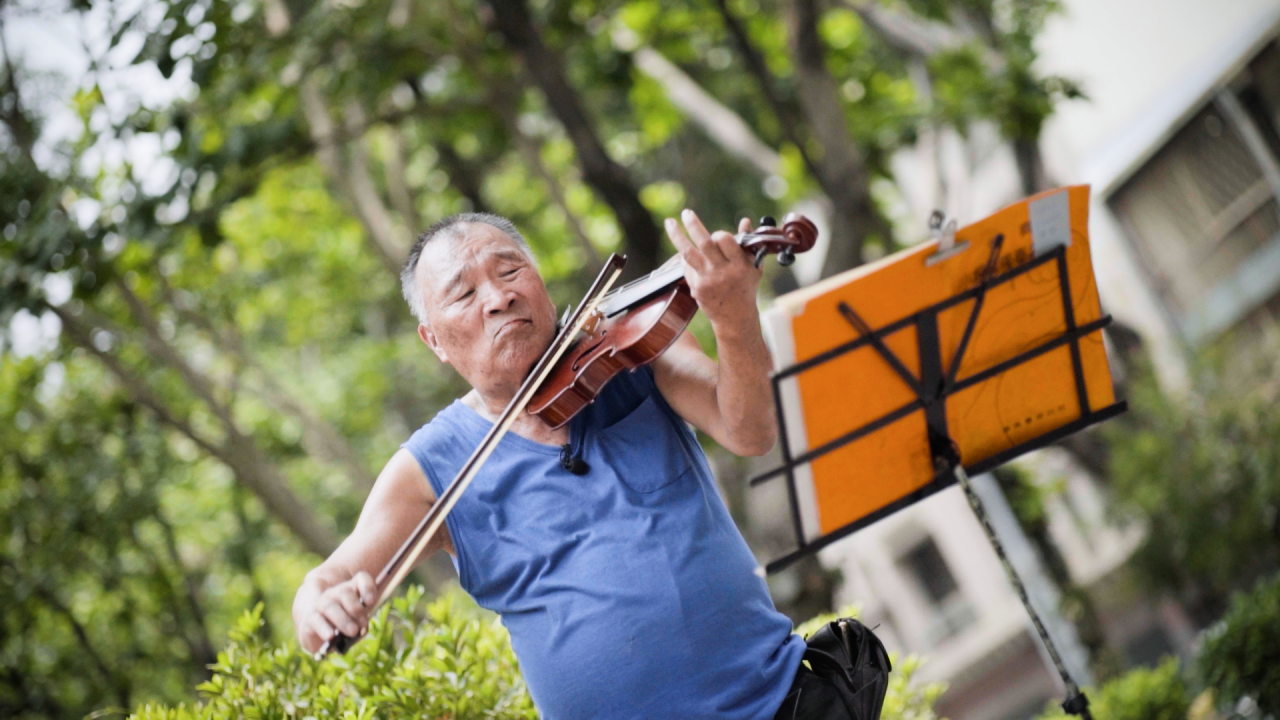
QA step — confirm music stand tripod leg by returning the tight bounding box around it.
[942,456,1094,720]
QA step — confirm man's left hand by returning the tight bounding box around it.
[664,209,761,334]
[653,208,777,457]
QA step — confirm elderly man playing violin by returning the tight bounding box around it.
[292,209,863,720]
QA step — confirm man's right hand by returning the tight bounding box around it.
[294,571,378,655]
[290,449,452,656]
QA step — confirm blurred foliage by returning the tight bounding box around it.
[1029,570,1280,720]
[0,345,313,717]
[132,586,538,720]
[1198,573,1280,716]
[1034,657,1191,720]
[1,0,1078,715]
[131,588,943,720]
[1104,347,1280,621]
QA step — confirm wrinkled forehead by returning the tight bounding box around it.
[417,222,533,299]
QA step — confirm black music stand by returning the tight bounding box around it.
[752,237,1124,719]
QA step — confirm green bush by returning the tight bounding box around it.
[1034,657,1189,720]
[1198,573,1280,715]
[131,586,537,720]
[131,593,944,719]
[1104,355,1280,616]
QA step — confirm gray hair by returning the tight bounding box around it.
[400,212,536,325]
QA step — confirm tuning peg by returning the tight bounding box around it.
[759,215,777,228]
[778,249,795,267]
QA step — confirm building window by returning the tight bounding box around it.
[1108,35,1280,343]
[898,535,976,646]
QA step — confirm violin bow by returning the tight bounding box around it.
[315,253,628,660]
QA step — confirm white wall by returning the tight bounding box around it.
[1037,0,1280,173]
[1037,0,1280,388]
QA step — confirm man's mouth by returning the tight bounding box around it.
[495,318,532,338]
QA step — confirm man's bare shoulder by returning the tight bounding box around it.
[373,448,437,505]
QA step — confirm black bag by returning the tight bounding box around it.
[799,617,892,720]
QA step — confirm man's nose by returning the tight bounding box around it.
[482,285,519,315]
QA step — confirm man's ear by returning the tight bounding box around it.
[418,323,449,364]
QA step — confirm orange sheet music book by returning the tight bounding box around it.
[756,186,1125,571]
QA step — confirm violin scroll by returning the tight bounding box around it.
[738,213,819,268]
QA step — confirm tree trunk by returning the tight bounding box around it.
[487,0,662,280]
[1014,137,1050,197]
[786,0,891,277]
[435,140,491,214]
[300,81,405,278]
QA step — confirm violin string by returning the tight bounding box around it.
[600,228,776,301]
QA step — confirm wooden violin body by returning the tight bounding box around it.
[529,283,697,427]
[528,213,818,429]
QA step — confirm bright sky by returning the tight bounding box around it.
[3,0,193,358]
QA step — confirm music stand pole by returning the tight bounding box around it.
[944,457,1094,720]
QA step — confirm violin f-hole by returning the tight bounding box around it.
[571,330,608,371]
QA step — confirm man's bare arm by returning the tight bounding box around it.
[653,328,776,456]
[292,448,453,653]
[652,210,778,457]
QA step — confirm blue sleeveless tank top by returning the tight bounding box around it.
[402,366,804,720]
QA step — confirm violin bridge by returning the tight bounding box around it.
[581,308,605,335]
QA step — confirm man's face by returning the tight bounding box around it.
[415,223,557,393]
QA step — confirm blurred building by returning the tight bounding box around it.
[765,1,1280,718]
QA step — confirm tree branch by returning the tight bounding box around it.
[434,140,491,214]
[300,79,404,278]
[150,275,374,493]
[41,586,128,707]
[516,132,603,268]
[50,304,340,556]
[153,506,217,670]
[630,46,782,178]
[480,73,603,269]
[0,20,38,158]
[712,0,891,276]
[51,304,221,455]
[711,0,822,180]
[3,556,130,709]
[787,0,890,275]
[231,483,275,639]
[622,43,815,289]
[113,447,217,676]
[384,127,421,232]
[487,0,662,279]
[112,277,235,427]
[345,100,411,268]
[842,0,1001,68]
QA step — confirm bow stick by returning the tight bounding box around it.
[315,253,628,659]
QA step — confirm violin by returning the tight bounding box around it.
[529,213,818,428]
[314,213,817,659]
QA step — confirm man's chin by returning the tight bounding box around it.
[493,325,550,376]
